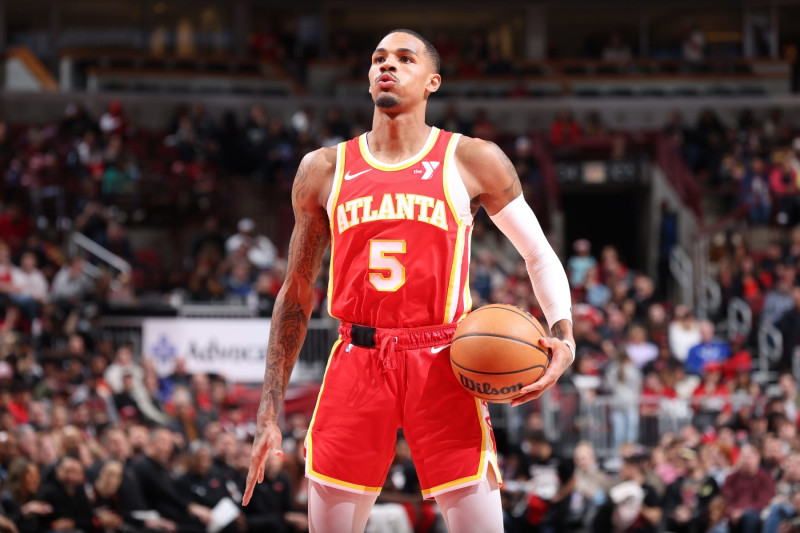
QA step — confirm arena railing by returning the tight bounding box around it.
[526,385,762,462]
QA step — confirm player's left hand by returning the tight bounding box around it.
[511,337,572,407]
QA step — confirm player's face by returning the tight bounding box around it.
[369,32,440,109]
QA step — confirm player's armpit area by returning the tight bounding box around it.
[454,136,522,216]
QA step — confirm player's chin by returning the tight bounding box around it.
[375,94,400,108]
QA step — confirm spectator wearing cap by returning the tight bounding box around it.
[722,443,774,533]
[225,218,277,271]
[685,320,731,376]
[36,456,94,533]
[567,239,597,289]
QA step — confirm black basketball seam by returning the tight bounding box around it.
[453,333,550,357]
[452,359,547,375]
[466,305,546,337]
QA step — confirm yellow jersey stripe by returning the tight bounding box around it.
[358,127,440,171]
[326,143,346,317]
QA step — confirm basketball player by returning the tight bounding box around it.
[243,29,575,532]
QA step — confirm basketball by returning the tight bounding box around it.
[450,304,550,403]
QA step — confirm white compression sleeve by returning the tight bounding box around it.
[488,194,572,329]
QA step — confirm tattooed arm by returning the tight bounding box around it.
[243,147,334,505]
[456,137,575,406]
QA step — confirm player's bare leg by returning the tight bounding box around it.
[308,480,380,533]
[434,470,503,533]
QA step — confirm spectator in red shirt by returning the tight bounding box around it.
[0,205,32,256]
[549,110,580,147]
[721,443,775,533]
[691,362,732,430]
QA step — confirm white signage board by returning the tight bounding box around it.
[142,318,270,382]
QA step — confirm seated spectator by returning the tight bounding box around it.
[764,454,800,532]
[132,428,212,532]
[549,110,580,148]
[692,362,731,430]
[36,456,94,533]
[242,451,307,533]
[50,256,94,309]
[573,441,610,516]
[741,157,771,225]
[592,454,662,533]
[0,458,50,533]
[775,286,800,371]
[605,350,642,450]
[584,266,610,309]
[722,443,775,532]
[762,272,795,326]
[225,261,255,302]
[10,252,48,319]
[567,239,597,289]
[601,32,632,64]
[177,441,243,532]
[769,153,799,225]
[682,24,706,65]
[685,320,731,375]
[96,221,135,266]
[0,205,32,256]
[625,325,658,369]
[663,448,720,533]
[89,460,127,533]
[508,430,576,532]
[225,218,277,271]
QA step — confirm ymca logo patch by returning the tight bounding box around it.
[413,161,440,180]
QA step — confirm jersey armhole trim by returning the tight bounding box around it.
[325,142,346,219]
[443,134,473,226]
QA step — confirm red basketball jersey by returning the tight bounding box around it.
[326,127,473,328]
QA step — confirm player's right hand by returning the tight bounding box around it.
[242,421,283,506]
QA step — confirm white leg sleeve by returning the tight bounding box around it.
[308,480,380,533]
[434,472,503,533]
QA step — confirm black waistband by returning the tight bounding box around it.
[350,324,376,348]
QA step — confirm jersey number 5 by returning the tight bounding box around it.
[368,240,406,292]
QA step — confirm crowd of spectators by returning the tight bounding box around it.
[0,97,799,532]
[663,107,800,227]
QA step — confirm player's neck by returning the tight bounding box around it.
[367,110,431,164]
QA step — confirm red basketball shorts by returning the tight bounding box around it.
[304,321,500,500]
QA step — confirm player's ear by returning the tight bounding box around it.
[427,73,441,94]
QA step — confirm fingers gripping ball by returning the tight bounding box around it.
[450,304,550,403]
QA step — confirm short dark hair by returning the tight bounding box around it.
[386,28,441,74]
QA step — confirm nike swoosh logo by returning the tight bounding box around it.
[430,344,451,354]
[344,169,371,180]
